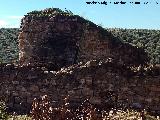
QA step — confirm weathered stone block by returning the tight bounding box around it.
[85,77,92,86]
[29,85,39,92]
[12,91,19,97]
[12,81,19,85]
[14,97,21,104]
[145,98,152,103]
[82,87,93,96]
[89,97,101,104]
[150,86,160,92]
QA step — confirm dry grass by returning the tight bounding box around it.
[29,95,159,120]
[8,115,31,120]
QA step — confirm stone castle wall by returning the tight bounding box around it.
[0,61,159,115]
[0,9,159,115]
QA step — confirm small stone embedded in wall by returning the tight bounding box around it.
[85,77,93,86]
[12,81,19,85]
[30,85,39,92]
[12,91,19,97]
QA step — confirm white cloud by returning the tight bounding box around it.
[0,19,20,28]
[0,15,22,28]
[8,16,23,19]
[6,23,20,28]
[0,20,8,27]
[9,16,23,19]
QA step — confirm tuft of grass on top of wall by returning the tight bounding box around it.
[26,8,74,17]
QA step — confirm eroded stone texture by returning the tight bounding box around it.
[0,61,159,115]
[19,9,149,70]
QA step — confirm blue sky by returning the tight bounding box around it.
[0,0,160,29]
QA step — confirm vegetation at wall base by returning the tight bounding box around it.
[0,95,159,120]
[30,95,160,120]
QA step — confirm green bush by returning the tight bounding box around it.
[107,28,160,64]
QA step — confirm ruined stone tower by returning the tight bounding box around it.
[0,8,159,115]
[18,8,149,70]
